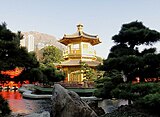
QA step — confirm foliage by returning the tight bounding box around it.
[111,82,160,106]
[95,21,160,114]
[96,56,103,63]
[0,22,19,42]
[54,70,65,82]
[141,53,160,79]
[137,93,160,114]
[0,22,40,83]
[0,22,39,73]
[29,68,44,82]
[39,46,64,68]
[108,44,136,58]
[94,70,123,98]
[112,21,160,49]
[42,67,65,84]
[17,66,65,84]
[99,21,160,82]
[80,62,97,81]
[42,67,55,83]
[0,95,11,116]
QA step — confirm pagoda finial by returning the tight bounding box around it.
[77,24,83,32]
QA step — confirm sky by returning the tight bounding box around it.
[0,0,160,58]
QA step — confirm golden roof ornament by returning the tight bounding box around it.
[77,24,83,34]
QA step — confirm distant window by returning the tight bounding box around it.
[72,44,79,50]
[83,44,88,49]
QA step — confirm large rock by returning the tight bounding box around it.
[24,111,50,117]
[51,84,98,117]
[9,111,50,117]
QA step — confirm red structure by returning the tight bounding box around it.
[1,67,24,78]
[0,67,24,88]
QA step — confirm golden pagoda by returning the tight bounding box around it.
[58,24,101,83]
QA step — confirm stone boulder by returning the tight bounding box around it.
[51,84,98,117]
[9,111,50,117]
[88,101,105,116]
[24,111,50,117]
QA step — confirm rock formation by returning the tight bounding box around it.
[51,84,98,117]
[9,111,50,117]
[25,111,50,117]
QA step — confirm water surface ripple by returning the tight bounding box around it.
[0,90,52,115]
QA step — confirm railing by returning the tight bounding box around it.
[63,49,80,54]
[63,49,81,58]
[63,49,96,58]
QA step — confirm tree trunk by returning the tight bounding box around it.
[128,99,132,105]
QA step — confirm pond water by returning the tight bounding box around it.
[0,90,128,115]
[0,90,52,115]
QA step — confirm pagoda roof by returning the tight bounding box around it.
[59,59,100,67]
[59,24,101,46]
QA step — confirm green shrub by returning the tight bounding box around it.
[143,93,160,108]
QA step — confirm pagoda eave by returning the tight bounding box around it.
[59,59,100,67]
[59,36,101,46]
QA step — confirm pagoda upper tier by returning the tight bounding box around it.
[59,24,101,46]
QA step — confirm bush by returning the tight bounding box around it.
[136,93,160,115]
[0,95,11,116]
[94,70,124,99]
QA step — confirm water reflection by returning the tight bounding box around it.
[0,90,51,115]
[0,90,22,100]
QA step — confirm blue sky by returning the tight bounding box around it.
[0,0,160,58]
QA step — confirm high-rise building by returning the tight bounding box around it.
[20,34,35,52]
[27,35,34,52]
